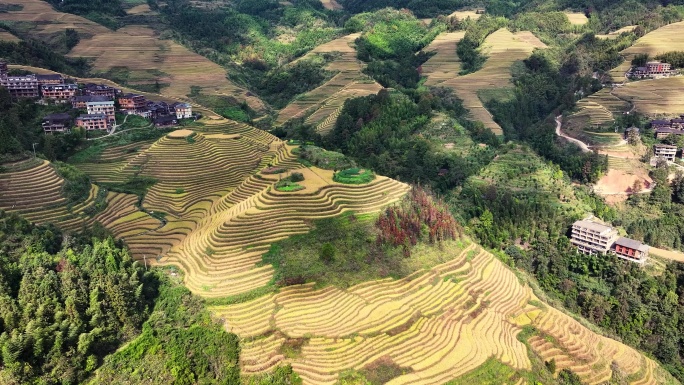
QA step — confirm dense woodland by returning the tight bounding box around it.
[3,0,684,382]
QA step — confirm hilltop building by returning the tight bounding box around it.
[41,83,78,102]
[76,114,109,131]
[570,219,649,264]
[633,61,674,78]
[86,100,115,124]
[83,83,118,99]
[42,113,72,133]
[0,74,39,99]
[654,144,677,162]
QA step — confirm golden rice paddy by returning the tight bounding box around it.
[212,243,665,385]
[564,12,589,25]
[276,33,383,133]
[434,29,546,135]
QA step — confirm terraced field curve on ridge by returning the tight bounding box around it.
[276,33,383,134]
[212,243,667,385]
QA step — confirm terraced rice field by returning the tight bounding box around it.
[564,12,589,25]
[421,32,466,86]
[0,159,160,236]
[564,88,631,144]
[0,29,20,42]
[433,29,546,135]
[212,244,663,385]
[276,33,383,134]
[67,25,266,112]
[613,77,684,115]
[0,0,110,38]
[319,0,342,10]
[597,25,637,40]
[610,21,684,82]
[448,10,482,21]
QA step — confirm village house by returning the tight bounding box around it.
[650,119,672,129]
[0,74,40,99]
[671,117,684,129]
[624,126,640,140]
[153,115,178,127]
[71,95,109,109]
[654,144,677,162]
[570,219,649,264]
[611,238,649,265]
[42,113,72,133]
[76,114,109,131]
[0,60,7,77]
[172,102,192,119]
[86,100,116,124]
[118,93,147,113]
[655,127,684,139]
[35,74,64,86]
[633,61,674,78]
[83,83,119,99]
[147,101,171,119]
[41,83,78,102]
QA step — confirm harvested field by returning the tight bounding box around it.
[212,244,664,385]
[276,33,383,133]
[319,0,342,10]
[126,4,156,15]
[564,12,589,25]
[594,167,652,202]
[436,29,546,135]
[563,88,631,145]
[0,29,19,42]
[597,25,637,39]
[650,247,684,263]
[0,159,160,236]
[0,0,110,39]
[421,32,466,86]
[67,25,266,112]
[610,21,684,82]
[613,77,684,115]
[449,10,482,21]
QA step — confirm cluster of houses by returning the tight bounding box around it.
[0,60,193,133]
[629,60,676,79]
[571,218,649,265]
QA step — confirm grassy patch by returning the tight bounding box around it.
[102,176,157,197]
[54,161,91,205]
[275,179,305,192]
[333,168,375,184]
[359,357,411,385]
[298,145,355,170]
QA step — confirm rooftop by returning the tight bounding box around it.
[573,219,614,234]
[651,119,671,125]
[77,113,107,119]
[655,144,677,149]
[36,74,63,81]
[656,128,684,134]
[43,113,71,121]
[614,237,649,252]
[72,95,110,102]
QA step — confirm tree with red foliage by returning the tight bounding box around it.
[375,187,461,256]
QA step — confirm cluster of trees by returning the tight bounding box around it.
[45,0,125,17]
[324,90,496,191]
[505,233,684,380]
[0,212,158,384]
[0,40,90,76]
[376,187,461,255]
[0,87,85,163]
[254,58,333,109]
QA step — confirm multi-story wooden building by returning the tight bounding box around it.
[42,113,72,133]
[71,95,108,109]
[654,144,677,162]
[655,128,684,139]
[646,61,671,74]
[36,74,64,86]
[82,83,119,99]
[611,237,649,264]
[118,93,147,112]
[86,100,116,124]
[76,114,109,131]
[0,60,7,77]
[0,74,40,99]
[41,83,78,102]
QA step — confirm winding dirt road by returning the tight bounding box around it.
[555,115,592,152]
